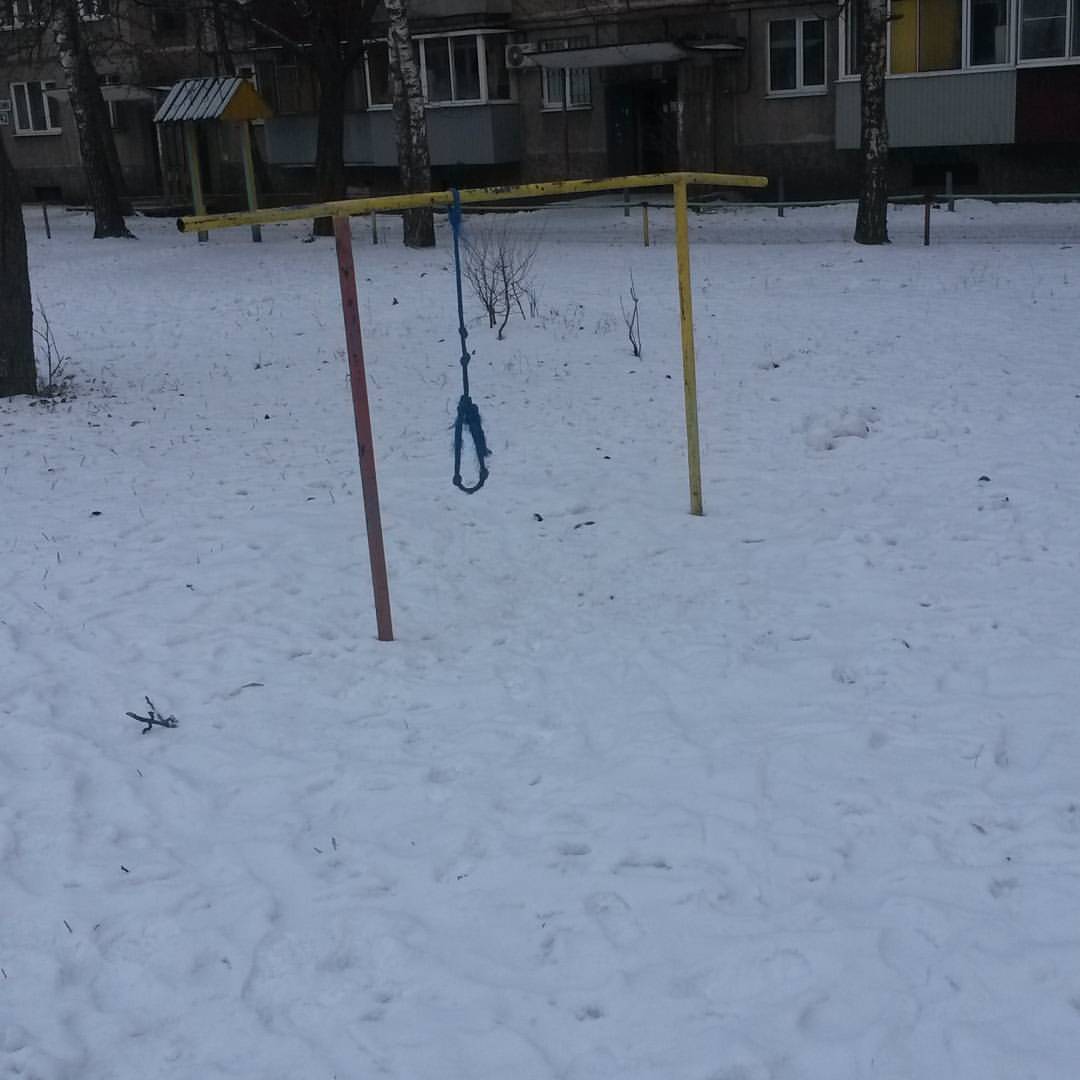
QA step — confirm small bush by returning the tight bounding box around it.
[462,218,542,340]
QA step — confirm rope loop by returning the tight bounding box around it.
[453,394,490,494]
[448,188,490,493]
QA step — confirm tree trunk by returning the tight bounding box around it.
[92,68,130,210]
[0,138,36,398]
[55,0,133,238]
[211,0,236,76]
[385,0,434,248]
[312,56,347,237]
[854,0,889,245]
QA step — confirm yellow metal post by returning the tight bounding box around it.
[673,178,703,516]
[642,201,650,247]
[183,121,208,243]
[239,121,262,243]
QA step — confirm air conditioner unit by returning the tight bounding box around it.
[505,42,539,70]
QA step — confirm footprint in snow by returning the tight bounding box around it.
[802,405,879,451]
[584,891,642,947]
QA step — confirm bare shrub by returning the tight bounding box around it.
[34,304,72,398]
[620,272,642,358]
[462,216,542,340]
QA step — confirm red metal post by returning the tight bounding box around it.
[333,215,394,642]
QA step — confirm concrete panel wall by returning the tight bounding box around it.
[265,105,520,168]
[836,70,1016,149]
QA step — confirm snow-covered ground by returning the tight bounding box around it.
[3,199,1080,1080]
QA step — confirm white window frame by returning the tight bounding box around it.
[964,0,1015,66]
[885,0,955,74]
[98,72,123,129]
[363,40,392,110]
[419,32,485,105]
[839,4,860,77]
[767,16,828,96]
[840,0,1080,76]
[1017,0,1080,63]
[540,37,592,110]
[2,0,39,30]
[10,79,61,135]
[364,30,514,111]
[480,31,513,103]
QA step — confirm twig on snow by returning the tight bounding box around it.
[126,697,178,734]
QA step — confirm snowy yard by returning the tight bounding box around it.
[3,199,1080,1080]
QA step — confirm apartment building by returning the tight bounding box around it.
[3,0,1079,205]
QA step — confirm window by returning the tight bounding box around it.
[79,0,110,19]
[254,60,278,104]
[423,37,454,101]
[365,41,392,107]
[99,72,124,131]
[540,37,591,108]
[768,18,826,92]
[257,60,315,115]
[485,33,511,100]
[363,33,512,109]
[2,0,40,29]
[345,64,367,111]
[422,35,482,103]
[451,35,481,100]
[11,80,60,134]
[844,3,864,74]
[841,0,1021,74]
[970,0,1010,63]
[890,0,963,72]
[1020,0,1080,58]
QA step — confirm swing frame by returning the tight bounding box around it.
[178,171,768,641]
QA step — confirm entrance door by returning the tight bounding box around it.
[606,80,676,175]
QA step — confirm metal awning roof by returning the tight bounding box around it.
[524,40,743,69]
[153,76,272,124]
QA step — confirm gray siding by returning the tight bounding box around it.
[836,70,1016,149]
[265,105,520,168]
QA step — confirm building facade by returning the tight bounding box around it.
[3,0,1080,206]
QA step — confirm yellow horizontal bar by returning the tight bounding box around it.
[177,171,769,234]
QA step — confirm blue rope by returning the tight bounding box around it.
[449,188,490,494]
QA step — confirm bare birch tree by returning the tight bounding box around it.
[384,0,433,247]
[854,0,889,244]
[54,0,134,237]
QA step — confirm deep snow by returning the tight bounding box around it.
[3,199,1080,1080]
